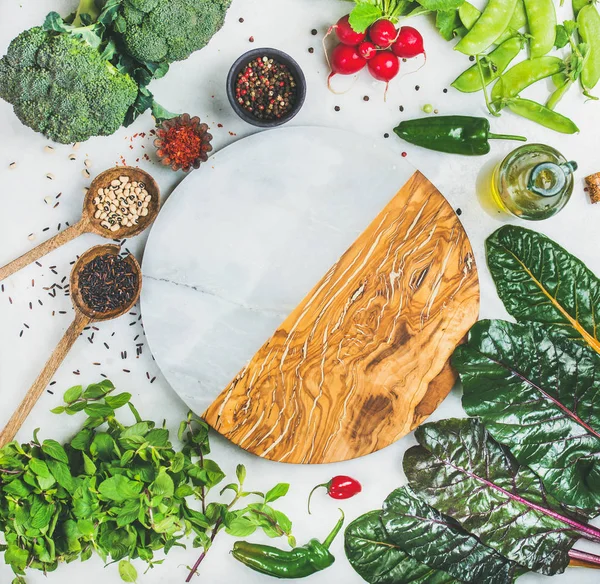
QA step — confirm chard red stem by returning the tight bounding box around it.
[447,460,600,543]
[570,548,600,568]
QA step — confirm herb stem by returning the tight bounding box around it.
[185,491,243,581]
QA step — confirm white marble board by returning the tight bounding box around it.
[141,126,416,416]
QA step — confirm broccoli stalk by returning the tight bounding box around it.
[73,0,101,27]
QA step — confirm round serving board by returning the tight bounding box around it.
[141,126,479,463]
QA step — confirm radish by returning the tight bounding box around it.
[368,19,397,48]
[327,44,367,91]
[392,26,425,59]
[367,51,400,100]
[357,41,377,60]
[327,14,366,46]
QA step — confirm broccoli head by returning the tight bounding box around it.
[115,0,231,64]
[0,27,138,143]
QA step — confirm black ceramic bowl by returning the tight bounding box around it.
[226,48,307,128]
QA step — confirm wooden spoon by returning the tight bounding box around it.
[0,167,159,282]
[0,244,142,447]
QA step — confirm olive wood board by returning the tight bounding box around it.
[203,170,480,463]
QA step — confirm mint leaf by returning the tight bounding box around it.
[118,560,138,583]
[98,475,143,502]
[265,483,290,503]
[64,385,83,404]
[349,3,383,33]
[42,439,69,463]
[105,392,132,409]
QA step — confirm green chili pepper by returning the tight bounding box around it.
[523,0,557,57]
[491,56,564,110]
[578,4,600,98]
[393,116,526,156]
[452,36,524,93]
[456,0,518,55]
[505,97,580,133]
[232,511,345,579]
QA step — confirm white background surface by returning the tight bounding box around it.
[0,0,599,583]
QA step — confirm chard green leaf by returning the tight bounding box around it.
[119,559,138,583]
[381,487,524,583]
[42,439,69,463]
[403,418,592,575]
[345,511,458,583]
[486,225,600,355]
[454,319,600,509]
[98,475,143,502]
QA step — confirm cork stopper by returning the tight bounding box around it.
[585,173,600,204]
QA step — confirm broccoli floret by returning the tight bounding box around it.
[115,0,231,64]
[0,27,138,143]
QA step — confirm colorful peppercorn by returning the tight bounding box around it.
[235,56,297,121]
[307,475,362,514]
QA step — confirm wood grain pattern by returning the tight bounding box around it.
[204,172,480,464]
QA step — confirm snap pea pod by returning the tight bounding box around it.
[506,98,580,133]
[459,2,481,29]
[523,0,557,57]
[573,0,591,18]
[578,4,600,97]
[455,0,518,55]
[547,72,573,110]
[491,56,565,108]
[460,0,527,44]
[452,36,524,92]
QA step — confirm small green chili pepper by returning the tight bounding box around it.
[505,97,580,133]
[523,0,557,58]
[578,4,600,98]
[491,56,564,109]
[393,116,526,156]
[452,36,524,93]
[232,510,345,579]
[456,0,518,55]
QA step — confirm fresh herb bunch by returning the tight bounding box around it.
[345,226,600,583]
[0,380,293,583]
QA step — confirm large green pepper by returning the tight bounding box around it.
[232,511,344,579]
[393,115,526,155]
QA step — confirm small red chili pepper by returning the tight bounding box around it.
[307,475,362,514]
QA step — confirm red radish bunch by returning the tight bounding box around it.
[325,15,425,98]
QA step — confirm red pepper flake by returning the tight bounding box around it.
[217,123,223,128]
[160,125,202,168]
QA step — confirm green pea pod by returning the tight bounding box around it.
[452,37,524,93]
[459,0,526,45]
[496,0,527,44]
[523,0,557,57]
[491,56,564,109]
[578,4,600,97]
[456,0,518,55]
[459,1,481,29]
[547,79,573,110]
[506,97,580,133]
[573,0,591,18]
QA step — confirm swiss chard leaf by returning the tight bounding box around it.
[454,319,600,509]
[345,511,458,584]
[486,225,600,355]
[403,418,592,575]
[381,487,524,583]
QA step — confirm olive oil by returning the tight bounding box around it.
[491,144,577,221]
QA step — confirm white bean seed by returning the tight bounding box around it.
[111,179,120,187]
[84,159,92,168]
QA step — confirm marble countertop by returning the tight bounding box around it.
[1,0,599,583]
